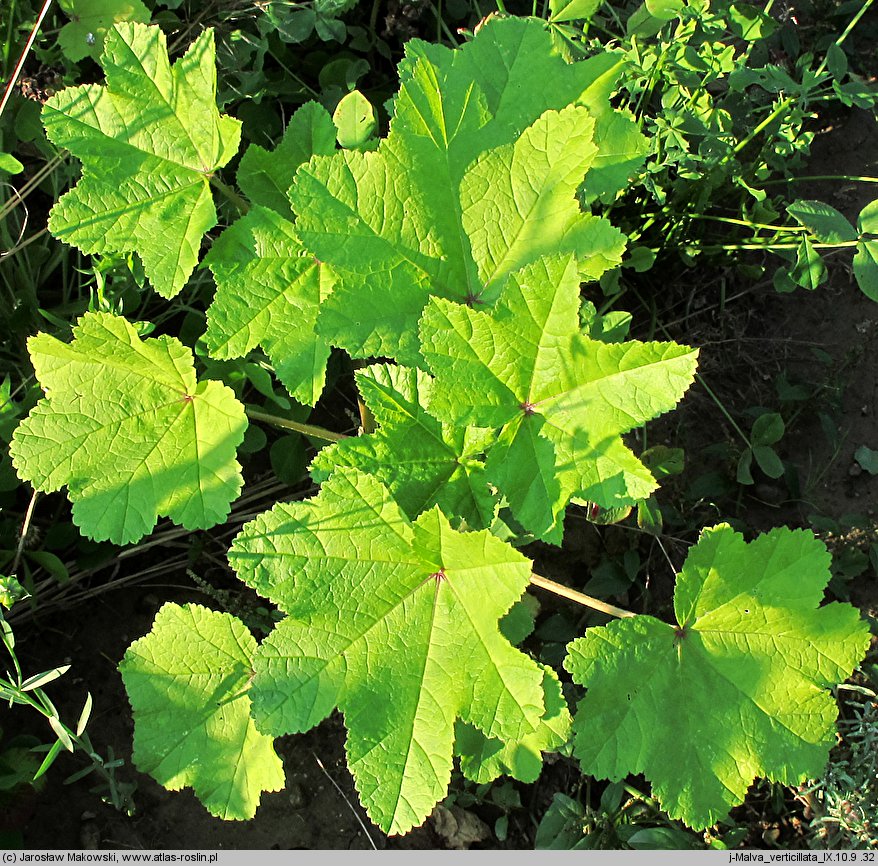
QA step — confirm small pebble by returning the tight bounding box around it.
[287,782,307,810]
[80,822,101,849]
[850,463,863,477]
[754,483,783,505]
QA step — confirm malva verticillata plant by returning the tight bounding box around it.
[7,16,871,837]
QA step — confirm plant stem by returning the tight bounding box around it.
[814,0,874,77]
[696,374,751,448]
[529,573,636,619]
[733,96,792,156]
[687,214,807,233]
[763,174,878,186]
[246,408,347,443]
[209,175,250,215]
[663,239,862,252]
[11,489,39,577]
[2,225,48,259]
[0,0,53,121]
[0,152,67,224]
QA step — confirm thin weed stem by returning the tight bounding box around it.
[246,408,348,443]
[0,0,53,121]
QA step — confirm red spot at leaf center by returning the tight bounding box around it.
[520,401,536,416]
[429,569,446,584]
[181,394,194,404]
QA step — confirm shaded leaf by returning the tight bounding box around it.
[236,101,336,220]
[310,364,496,527]
[854,199,878,302]
[204,207,333,406]
[120,603,284,820]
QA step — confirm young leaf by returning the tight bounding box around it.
[119,603,285,820]
[229,470,545,835]
[10,312,247,544]
[236,101,337,221]
[854,444,878,475]
[332,90,376,149]
[43,24,241,298]
[203,206,334,406]
[420,254,699,542]
[549,0,602,23]
[564,524,870,830]
[309,364,497,527]
[0,153,22,178]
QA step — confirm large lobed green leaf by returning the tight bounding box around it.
[420,254,699,543]
[309,364,496,528]
[120,603,285,820]
[43,23,241,298]
[564,524,870,829]
[228,469,546,834]
[292,16,642,363]
[10,312,247,544]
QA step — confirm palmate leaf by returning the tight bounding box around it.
[228,470,546,834]
[309,364,496,528]
[564,524,870,829]
[10,312,246,544]
[420,254,699,543]
[120,603,285,820]
[292,16,640,363]
[203,102,337,405]
[43,23,241,298]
